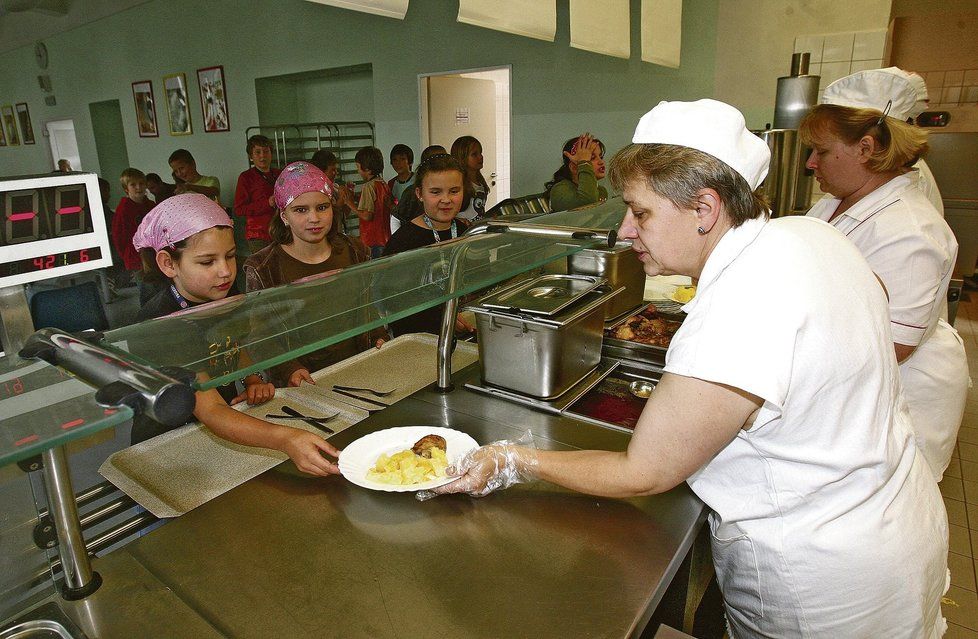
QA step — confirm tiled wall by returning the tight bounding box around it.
[921,69,978,107]
[793,29,887,95]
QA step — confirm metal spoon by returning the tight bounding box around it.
[628,380,655,399]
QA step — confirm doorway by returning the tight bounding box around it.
[419,66,511,207]
[89,100,131,205]
[45,119,81,173]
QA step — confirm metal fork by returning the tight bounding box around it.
[330,384,398,397]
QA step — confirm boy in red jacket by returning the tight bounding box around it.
[233,135,281,254]
[111,168,156,303]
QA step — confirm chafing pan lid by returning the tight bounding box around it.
[474,274,606,316]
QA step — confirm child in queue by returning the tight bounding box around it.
[387,144,415,234]
[233,135,281,254]
[131,193,340,476]
[382,153,474,337]
[353,146,392,258]
[451,135,490,221]
[545,133,608,211]
[169,149,221,203]
[112,168,155,303]
[244,162,385,387]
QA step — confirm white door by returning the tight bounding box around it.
[422,67,511,208]
[46,119,81,171]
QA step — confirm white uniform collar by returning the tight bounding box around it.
[811,173,916,224]
[681,215,768,314]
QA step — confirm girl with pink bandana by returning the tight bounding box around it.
[131,193,341,476]
[244,162,385,387]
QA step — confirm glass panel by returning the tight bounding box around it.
[100,231,615,390]
[526,196,627,230]
[0,355,133,467]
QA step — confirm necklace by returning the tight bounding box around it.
[421,214,457,243]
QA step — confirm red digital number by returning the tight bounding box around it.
[45,255,55,269]
[32,257,45,270]
[79,249,89,262]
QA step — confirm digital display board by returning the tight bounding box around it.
[0,173,112,288]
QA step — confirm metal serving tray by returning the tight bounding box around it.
[602,303,685,368]
[567,243,646,319]
[476,274,604,317]
[468,286,620,399]
[465,359,661,435]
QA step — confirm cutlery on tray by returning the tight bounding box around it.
[331,384,398,397]
[266,405,337,434]
[329,387,390,408]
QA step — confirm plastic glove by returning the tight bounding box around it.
[416,430,538,501]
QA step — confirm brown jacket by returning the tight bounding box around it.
[243,234,387,385]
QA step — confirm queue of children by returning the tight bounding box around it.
[116,137,492,474]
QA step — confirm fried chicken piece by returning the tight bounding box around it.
[412,434,447,458]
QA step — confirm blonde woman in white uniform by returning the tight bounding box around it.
[802,81,968,483]
[432,99,948,638]
[822,67,945,217]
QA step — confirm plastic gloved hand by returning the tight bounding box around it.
[416,430,538,501]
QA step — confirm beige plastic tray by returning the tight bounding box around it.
[306,333,479,410]
[99,334,478,518]
[99,391,366,518]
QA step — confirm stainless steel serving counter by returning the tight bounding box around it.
[20,363,707,639]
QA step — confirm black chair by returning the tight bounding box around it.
[30,281,109,332]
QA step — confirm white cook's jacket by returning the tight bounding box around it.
[666,216,947,638]
[808,172,968,482]
[915,158,944,218]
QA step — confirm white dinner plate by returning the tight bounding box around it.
[339,426,479,492]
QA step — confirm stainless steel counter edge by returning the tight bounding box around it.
[35,362,707,639]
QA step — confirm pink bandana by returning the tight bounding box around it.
[132,193,232,252]
[274,161,334,210]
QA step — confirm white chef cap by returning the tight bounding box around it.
[822,67,928,121]
[631,99,771,190]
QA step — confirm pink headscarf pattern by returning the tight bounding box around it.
[132,193,232,252]
[274,161,334,210]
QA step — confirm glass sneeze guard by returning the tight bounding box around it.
[0,200,625,464]
[0,354,133,467]
[100,202,625,390]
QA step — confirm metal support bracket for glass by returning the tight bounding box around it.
[41,445,102,600]
[18,328,196,427]
[466,220,617,247]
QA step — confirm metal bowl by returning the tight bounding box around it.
[628,379,655,399]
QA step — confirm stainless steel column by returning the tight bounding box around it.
[41,446,101,599]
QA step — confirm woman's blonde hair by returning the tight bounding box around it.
[608,144,768,228]
[799,104,928,173]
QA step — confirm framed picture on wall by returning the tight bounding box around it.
[15,103,35,144]
[162,73,192,136]
[2,105,21,146]
[197,65,230,133]
[131,80,159,138]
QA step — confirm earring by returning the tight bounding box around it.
[697,227,706,235]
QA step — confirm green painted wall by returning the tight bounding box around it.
[0,0,718,204]
[88,99,130,205]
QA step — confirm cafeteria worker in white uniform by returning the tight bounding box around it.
[823,67,945,217]
[803,72,968,482]
[432,99,948,638]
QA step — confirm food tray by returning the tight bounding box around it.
[602,303,684,366]
[100,391,367,518]
[476,274,604,317]
[563,368,661,433]
[308,333,479,410]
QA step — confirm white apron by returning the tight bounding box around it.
[808,173,968,482]
[667,216,947,638]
